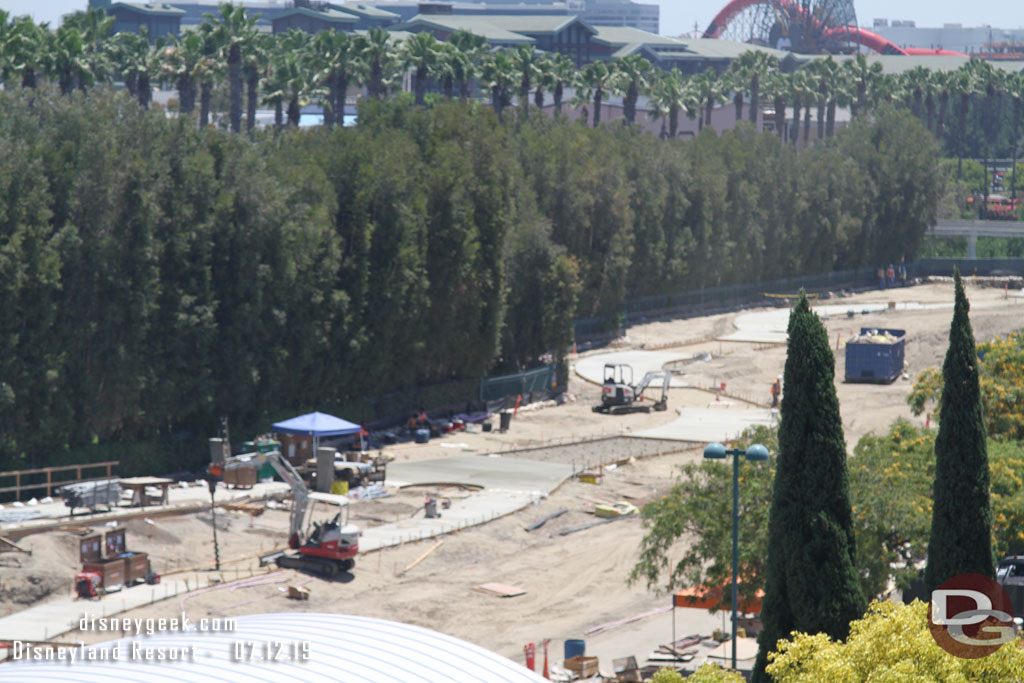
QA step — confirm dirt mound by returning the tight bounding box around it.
[0,532,79,608]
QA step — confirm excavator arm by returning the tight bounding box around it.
[211,451,309,547]
[635,371,671,410]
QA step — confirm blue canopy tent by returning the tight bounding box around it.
[271,411,365,459]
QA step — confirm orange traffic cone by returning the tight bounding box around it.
[542,639,550,679]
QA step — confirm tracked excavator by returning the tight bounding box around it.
[593,363,672,414]
[208,451,360,579]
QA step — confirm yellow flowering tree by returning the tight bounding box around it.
[766,600,1024,681]
[908,331,1024,440]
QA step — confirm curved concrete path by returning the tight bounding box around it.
[718,301,953,343]
[575,350,695,388]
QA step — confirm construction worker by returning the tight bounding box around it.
[770,376,781,409]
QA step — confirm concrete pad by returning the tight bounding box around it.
[360,455,574,552]
[575,350,695,388]
[359,489,538,552]
[0,579,191,643]
[387,454,574,494]
[718,302,952,343]
[631,408,777,443]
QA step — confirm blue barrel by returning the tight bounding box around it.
[414,429,430,444]
[564,639,585,660]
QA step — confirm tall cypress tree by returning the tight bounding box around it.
[752,293,865,682]
[924,269,994,591]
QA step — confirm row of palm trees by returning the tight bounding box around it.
[2,5,1021,170]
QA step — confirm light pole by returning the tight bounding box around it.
[703,440,770,671]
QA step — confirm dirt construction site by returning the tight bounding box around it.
[0,278,1021,677]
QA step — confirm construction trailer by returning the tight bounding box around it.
[593,364,671,414]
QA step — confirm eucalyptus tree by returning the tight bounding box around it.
[510,44,542,120]
[647,67,686,138]
[402,31,439,106]
[614,53,652,125]
[205,2,258,133]
[576,59,615,127]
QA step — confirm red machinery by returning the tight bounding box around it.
[210,450,361,580]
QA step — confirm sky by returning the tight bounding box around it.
[1,0,1023,37]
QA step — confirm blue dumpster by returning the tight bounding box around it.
[844,328,905,383]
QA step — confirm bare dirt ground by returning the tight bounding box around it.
[11,278,1024,667]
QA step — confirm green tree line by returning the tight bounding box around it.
[0,82,939,472]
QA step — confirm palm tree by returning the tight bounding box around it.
[1006,72,1023,200]
[766,71,787,140]
[733,50,779,125]
[206,2,258,133]
[950,63,980,179]
[509,45,542,120]
[901,65,931,120]
[243,33,273,132]
[481,50,515,123]
[724,65,746,122]
[312,31,360,127]
[360,27,397,100]
[803,57,840,140]
[647,68,686,138]
[614,53,652,125]
[549,53,575,115]
[843,53,882,118]
[432,41,458,99]
[110,30,154,108]
[160,32,204,115]
[45,25,92,95]
[63,7,114,85]
[0,11,16,88]
[402,31,439,106]
[449,30,486,100]
[576,60,615,127]
[933,70,952,143]
[9,16,44,89]
[690,68,723,130]
[827,62,850,138]
[533,53,553,111]
[785,70,811,146]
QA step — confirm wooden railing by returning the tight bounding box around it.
[0,461,119,499]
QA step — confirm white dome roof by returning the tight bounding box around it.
[2,612,547,682]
